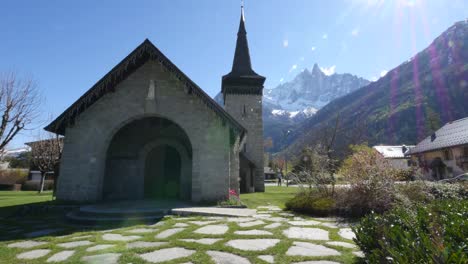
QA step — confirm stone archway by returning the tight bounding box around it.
[103,116,192,201]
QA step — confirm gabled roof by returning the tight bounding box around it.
[373,145,414,158]
[409,117,468,155]
[45,39,246,137]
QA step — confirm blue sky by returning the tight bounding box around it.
[0,0,466,148]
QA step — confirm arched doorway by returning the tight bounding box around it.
[144,145,181,199]
[103,116,192,201]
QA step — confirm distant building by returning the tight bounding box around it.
[264,167,277,180]
[373,145,414,170]
[408,117,468,179]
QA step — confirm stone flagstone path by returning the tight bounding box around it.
[1,204,361,263]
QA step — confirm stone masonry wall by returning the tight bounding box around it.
[56,60,237,202]
[224,93,265,192]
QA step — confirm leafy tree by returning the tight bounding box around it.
[5,151,31,168]
[29,133,62,193]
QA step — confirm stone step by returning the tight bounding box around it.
[66,211,165,226]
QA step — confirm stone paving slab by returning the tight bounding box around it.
[258,255,274,263]
[127,241,168,249]
[283,227,330,240]
[17,249,51,260]
[234,230,273,236]
[207,250,251,264]
[264,222,282,229]
[139,247,195,263]
[238,220,265,227]
[46,250,75,262]
[188,220,218,225]
[180,238,222,245]
[338,228,356,240]
[226,239,280,251]
[57,240,93,248]
[194,225,228,235]
[286,241,341,257]
[226,217,255,222]
[289,220,321,226]
[172,207,256,217]
[125,228,155,233]
[86,244,115,252]
[155,228,185,239]
[252,214,272,219]
[82,253,121,264]
[102,233,141,241]
[7,240,47,248]
[326,241,357,249]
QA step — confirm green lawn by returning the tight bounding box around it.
[0,187,363,263]
[240,186,299,209]
[0,187,297,210]
[0,191,53,207]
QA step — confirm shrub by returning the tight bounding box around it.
[353,200,468,263]
[338,145,397,215]
[0,169,29,185]
[285,190,336,216]
[425,181,468,200]
[218,189,244,207]
[22,180,54,191]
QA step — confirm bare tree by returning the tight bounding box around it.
[290,145,336,196]
[0,72,41,153]
[28,133,63,193]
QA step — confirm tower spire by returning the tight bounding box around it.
[222,1,265,95]
[225,1,260,77]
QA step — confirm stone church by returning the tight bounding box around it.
[45,9,266,202]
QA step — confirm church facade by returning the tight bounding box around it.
[46,9,265,202]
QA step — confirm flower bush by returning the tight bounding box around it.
[337,145,398,215]
[353,199,468,263]
[218,189,244,207]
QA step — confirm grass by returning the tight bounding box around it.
[0,191,53,207]
[240,186,299,209]
[0,207,361,264]
[0,188,362,263]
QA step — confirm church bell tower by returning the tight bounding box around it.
[222,6,266,192]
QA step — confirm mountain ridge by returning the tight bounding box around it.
[283,20,468,158]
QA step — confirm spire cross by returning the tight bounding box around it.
[241,0,244,9]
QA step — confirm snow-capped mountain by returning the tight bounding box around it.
[213,64,369,151]
[264,63,370,112]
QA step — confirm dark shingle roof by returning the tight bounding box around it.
[45,39,246,137]
[409,117,468,154]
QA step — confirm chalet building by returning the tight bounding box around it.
[45,8,265,202]
[408,117,468,180]
[373,145,414,170]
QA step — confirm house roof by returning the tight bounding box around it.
[373,145,414,158]
[409,117,468,155]
[45,39,247,137]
